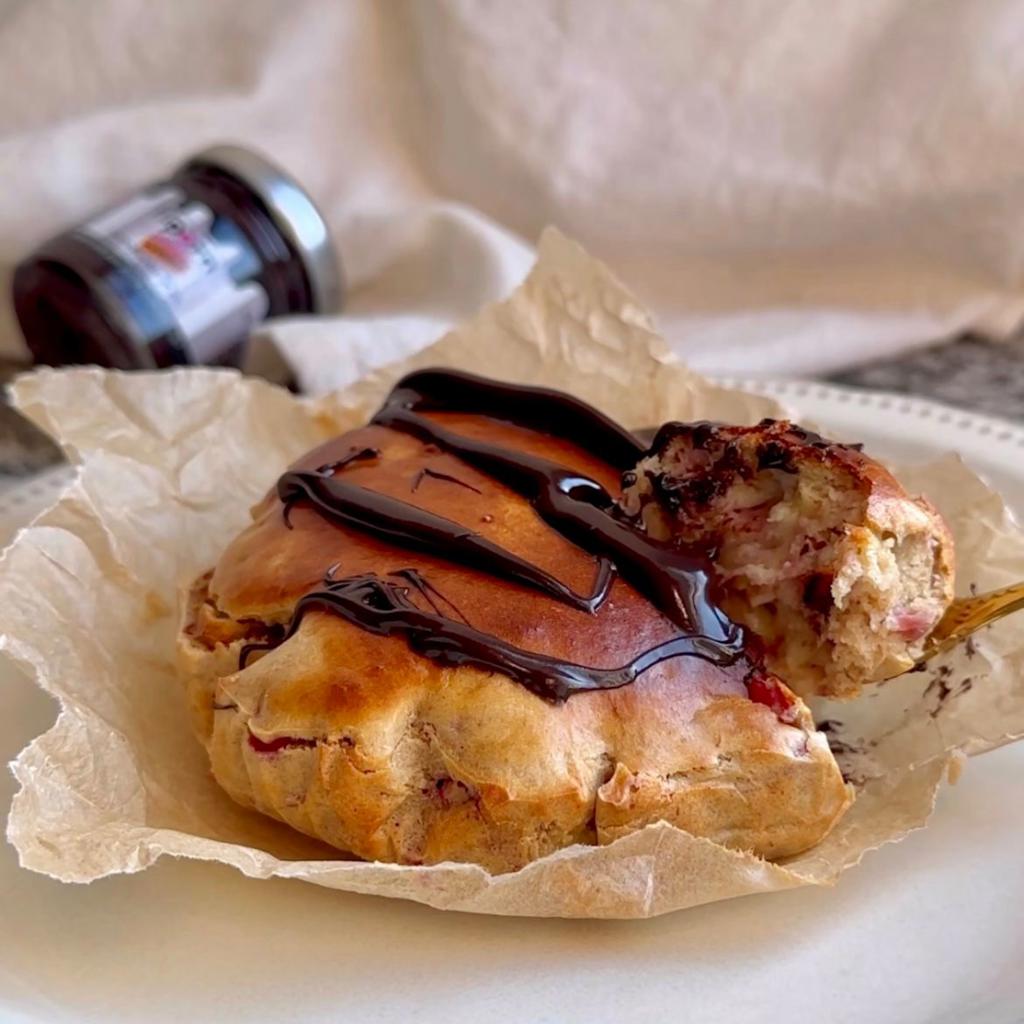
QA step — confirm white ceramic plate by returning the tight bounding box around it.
[2,382,1024,1024]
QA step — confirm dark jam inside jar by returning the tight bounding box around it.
[12,145,340,370]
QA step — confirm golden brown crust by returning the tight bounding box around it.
[178,414,852,872]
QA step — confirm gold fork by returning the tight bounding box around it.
[917,581,1024,664]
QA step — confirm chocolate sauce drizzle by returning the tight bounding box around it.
[276,469,614,613]
[389,568,471,624]
[311,447,380,477]
[242,368,746,702]
[242,570,737,703]
[411,467,482,495]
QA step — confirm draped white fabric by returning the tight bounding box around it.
[3,0,1024,387]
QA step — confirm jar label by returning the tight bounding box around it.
[81,186,269,363]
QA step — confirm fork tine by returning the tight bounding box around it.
[920,581,1024,661]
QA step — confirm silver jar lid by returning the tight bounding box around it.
[183,144,343,315]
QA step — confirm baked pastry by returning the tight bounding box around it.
[177,370,932,873]
[621,420,954,698]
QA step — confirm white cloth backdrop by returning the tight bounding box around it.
[3,0,1024,390]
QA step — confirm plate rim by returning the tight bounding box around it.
[714,375,1024,448]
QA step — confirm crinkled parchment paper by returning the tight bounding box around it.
[4,230,1024,918]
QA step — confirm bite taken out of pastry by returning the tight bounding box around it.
[178,370,855,873]
[621,419,955,699]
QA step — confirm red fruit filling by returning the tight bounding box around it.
[247,732,316,754]
[746,673,799,724]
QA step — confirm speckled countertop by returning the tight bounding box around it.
[0,360,60,481]
[3,336,1024,488]
[831,335,1024,422]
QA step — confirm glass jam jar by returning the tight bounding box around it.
[12,145,342,369]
